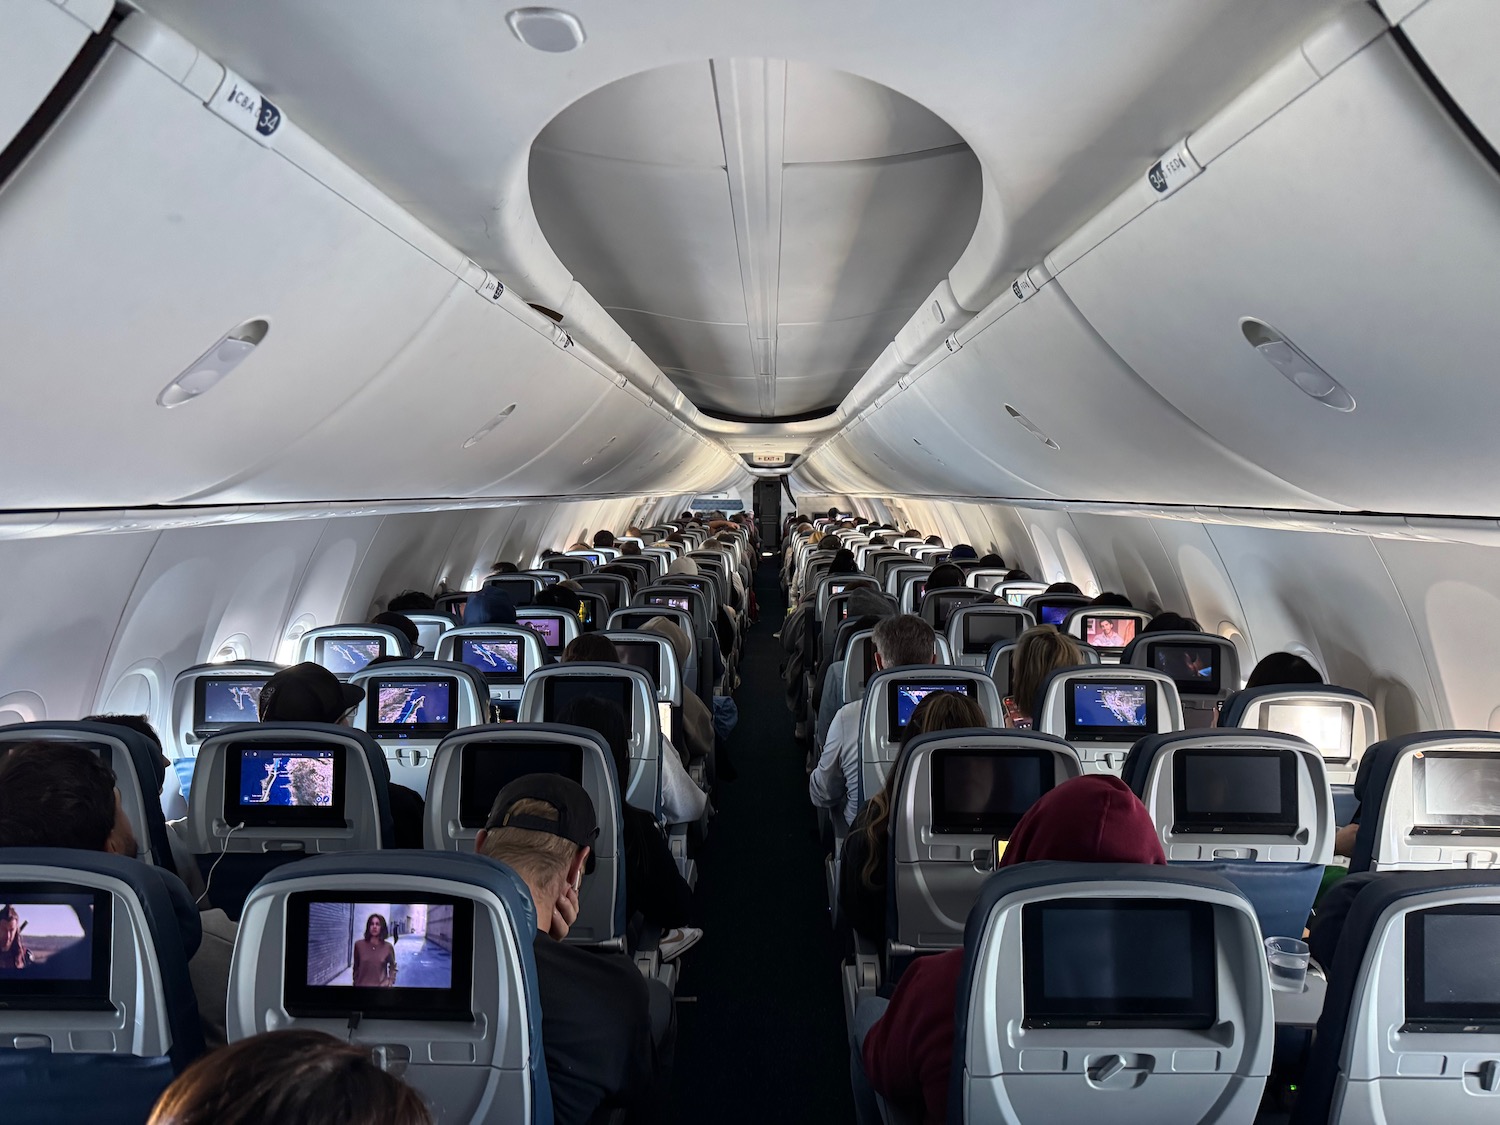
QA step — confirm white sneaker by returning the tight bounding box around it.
[659,927,703,961]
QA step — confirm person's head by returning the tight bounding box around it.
[949,544,978,562]
[872,614,936,669]
[0,904,18,947]
[667,555,699,577]
[489,561,520,575]
[979,553,1005,569]
[534,583,584,621]
[1010,625,1083,721]
[464,586,517,627]
[999,775,1165,867]
[1090,591,1132,608]
[0,742,139,857]
[592,530,616,548]
[147,1029,433,1125]
[371,611,420,656]
[1143,611,1201,634]
[83,713,169,795]
[387,590,436,614]
[621,542,642,556]
[1003,568,1032,582]
[1045,581,1081,595]
[829,549,859,575]
[1246,652,1324,690]
[363,913,388,942]
[924,563,965,591]
[868,534,887,547]
[555,697,630,794]
[259,663,365,725]
[476,776,598,929]
[561,633,620,664]
[924,535,945,547]
[903,690,986,744]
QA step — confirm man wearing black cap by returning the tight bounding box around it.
[477,774,668,1125]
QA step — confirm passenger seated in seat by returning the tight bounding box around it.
[922,563,966,591]
[839,692,988,947]
[562,633,621,663]
[259,663,426,851]
[1003,568,1032,582]
[370,611,420,657]
[488,560,521,575]
[640,616,719,768]
[464,586,518,626]
[1044,581,1081,595]
[1142,610,1201,633]
[0,742,235,1046]
[1002,625,1082,729]
[83,712,199,882]
[811,615,936,828]
[592,530,617,549]
[855,775,1164,1125]
[949,544,978,562]
[1246,651,1324,689]
[556,697,700,960]
[477,775,670,1125]
[1090,591,1132,607]
[148,1028,432,1125]
[387,590,436,613]
[978,553,1005,569]
[829,549,860,576]
[82,712,171,799]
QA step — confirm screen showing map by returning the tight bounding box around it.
[459,639,523,683]
[887,682,976,735]
[1068,682,1153,740]
[520,617,563,648]
[315,637,383,675]
[196,678,266,727]
[369,680,456,738]
[229,744,344,827]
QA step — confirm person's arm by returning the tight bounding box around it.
[863,949,964,1114]
[809,710,849,812]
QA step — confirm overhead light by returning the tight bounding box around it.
[157,319,268,408]
[506,7,585,52]
[1004,404,1059,450]
[463,404,517,449]
[1241,318,1354,412]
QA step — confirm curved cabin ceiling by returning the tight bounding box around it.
[530,62,982,419]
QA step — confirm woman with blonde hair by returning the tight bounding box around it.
[1003,625,1082,730]
[838,690,989,947]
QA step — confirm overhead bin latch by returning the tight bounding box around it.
[1146,139,1202,199]
[206,69,283,148]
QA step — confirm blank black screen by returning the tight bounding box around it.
[544,678,634,737]
[1405,905,1500,1029]
[961,612,1021,654]
[1023,899,1215,1028]
[1173,750,1298,834]
[931,749,1052,834]
[458,743,585,828]
[612,642,661,689]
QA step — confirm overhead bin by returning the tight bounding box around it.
[1396,0,1500,154]
[1053,21,1500,515]
[0,16,457,508]
[0,0,112,155]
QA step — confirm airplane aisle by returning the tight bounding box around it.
[672,560,854,1123]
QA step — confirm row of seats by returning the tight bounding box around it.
[786,513,1500,1123]
[0,516,758,1123]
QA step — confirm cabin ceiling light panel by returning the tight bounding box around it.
[506,7,585,52]
[157,319,268,408]
[1241,318,1354,412]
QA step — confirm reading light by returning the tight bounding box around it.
[1004,404,1059,449]
[157,319,268,408]
[463,404,517,449]
[506,7,585,52]
[1241,318,1354,412]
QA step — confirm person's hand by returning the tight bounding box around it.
[1334,822,1359,858]
[549,880,580,941]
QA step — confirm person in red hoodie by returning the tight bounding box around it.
[855,774,1166,1125]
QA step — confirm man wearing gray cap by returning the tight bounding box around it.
[477,774,672,1125]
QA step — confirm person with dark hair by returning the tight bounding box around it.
[620,541,643,557]
[535,582,585,625]
[1090,591,1132,608]
[259,664,425,851]
[922,563,965,591]
[387,590,437,614]
[1142,610,1201,634]
[856,776,1166,1125]
[476,776,668,1125]
[592,530,617,549]
[829,548,859,576]
[923,535,944,547]
[147,1029,432,1125]
[563,633,621,663]
[554,697,698,958]
[352,912,397,987]
[83,712,170,795]
[839,693,987,947]
[489,561,521,575]
[1246,651,1324,689]
[948,544,978,562]
[978,553,1004,569]
[1004,625,1084,729]
[1003,568,1032,582]
[0,742,137,855]
[1044,581,1081,595]
[371,611,420,657]
[464,586,518,627]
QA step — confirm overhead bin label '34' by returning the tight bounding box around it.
[208,70,283,148]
